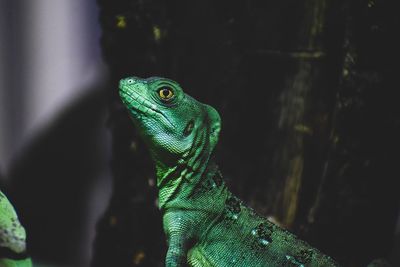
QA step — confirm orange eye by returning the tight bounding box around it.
[158,87,174,100]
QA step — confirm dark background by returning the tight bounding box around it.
[1,0,399,267]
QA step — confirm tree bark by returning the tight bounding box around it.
[303,1,400,266]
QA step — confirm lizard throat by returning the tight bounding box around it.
[157,128,212,209]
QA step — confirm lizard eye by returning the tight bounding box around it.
[158,87,174,101]
[127,79,134,84]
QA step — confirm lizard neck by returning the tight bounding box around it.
[155,128,216,209]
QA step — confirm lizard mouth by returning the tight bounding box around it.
[119,89,176,129]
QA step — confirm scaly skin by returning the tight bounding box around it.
[0,191,32,267]
[119,76,340,267]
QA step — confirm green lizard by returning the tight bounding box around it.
[0,191,32,267]
[119,76,340,267]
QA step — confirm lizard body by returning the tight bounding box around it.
[119,76,340,267]
[0,191,32,267]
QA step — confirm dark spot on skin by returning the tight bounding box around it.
[190,169,223,198]
[183,119,195,136]
[250,223,273,249]
[223,196,241,220]
[191,180,212,197]
[296,249,313,264]
[256,223,273,241]
[226,196,241,214]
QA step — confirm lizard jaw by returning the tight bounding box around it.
[119,89,175,129]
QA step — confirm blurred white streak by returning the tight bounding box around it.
[23,0,106,150]
[0,0,107,174]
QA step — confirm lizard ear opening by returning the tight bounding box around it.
[206,105,221,150]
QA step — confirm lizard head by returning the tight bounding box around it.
[119,76,221,171]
